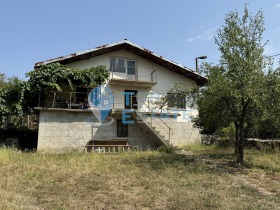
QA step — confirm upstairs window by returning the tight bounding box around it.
[127,60,136,75]
[110,58,136,75]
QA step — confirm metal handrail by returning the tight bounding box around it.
[137,97,173,141]
[109,66,157,82]
[151,69,157,82]
[41,90,172,141]
[49,91,92,109]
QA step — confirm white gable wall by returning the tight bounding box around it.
[56,49,201,147]
[65,49,197,111]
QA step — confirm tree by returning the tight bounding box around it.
[0,74,28,127]
[196,5,270,164]
[193,65,235,135]
[0,63,110,127]
[161,5,272,164]
[257,66,280,138]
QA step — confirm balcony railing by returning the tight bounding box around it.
[108,67,157,87]
[109,71,157,82]
[38,91,91,110]
[37,91,187,116]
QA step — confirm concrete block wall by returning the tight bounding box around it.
[37,110,158,151]
[128,123,158,149]
[146,117,201,147]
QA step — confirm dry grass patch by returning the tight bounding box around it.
[0,146,279,209]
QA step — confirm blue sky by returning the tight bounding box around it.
[1,0,280,79]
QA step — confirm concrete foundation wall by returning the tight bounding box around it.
[149,117,201,147]
[37,110,158,151]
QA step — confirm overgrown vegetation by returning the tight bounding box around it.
[196,6,273,164]
[0,74,28,121]
[0,147,279,209]
[26,63,109,92]
[26,63,109,109]
[0,63,109,129]
[159,5,280,164]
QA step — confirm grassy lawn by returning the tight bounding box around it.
[0,145,279,210]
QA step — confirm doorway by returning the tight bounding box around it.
[124,90,138,109]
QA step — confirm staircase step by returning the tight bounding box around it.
[132,111,169,146]
[160,135,166,139]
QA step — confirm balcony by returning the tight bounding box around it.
[108,71,157,87]
[34,91,93,112]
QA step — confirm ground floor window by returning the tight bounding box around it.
[167,93,186,109]
[117,120,128,137]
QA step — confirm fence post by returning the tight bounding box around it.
[169,128,171,141]
[69,92,72,109]
[38,93,41,107]
[52,92,56,108]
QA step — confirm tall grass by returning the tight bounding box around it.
[0,146,279,209]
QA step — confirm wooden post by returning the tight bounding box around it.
[69,92,72,109]
[38,93,41,107]
[27,115,30,128]
[52,92,56,108]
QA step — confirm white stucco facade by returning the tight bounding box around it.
[65,49,197,116]
[36,41,204,150]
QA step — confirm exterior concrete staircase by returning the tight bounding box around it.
[131,110,172,146]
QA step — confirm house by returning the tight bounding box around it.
[35,39,207,151]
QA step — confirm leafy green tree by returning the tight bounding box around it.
[159,6,273,164]
[256,66,280,138]
[0,73,5,88]
[0,74,28,127]
[193,65,234,135]
[0,63,110,127]
[196,5,270,164]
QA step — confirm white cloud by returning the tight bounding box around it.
[187,26,218,42]
[276,3,280,8]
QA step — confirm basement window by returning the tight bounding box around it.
[110,58,136,75]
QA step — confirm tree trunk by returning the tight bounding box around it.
[237,122,245,165]
[234,122,239,155]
